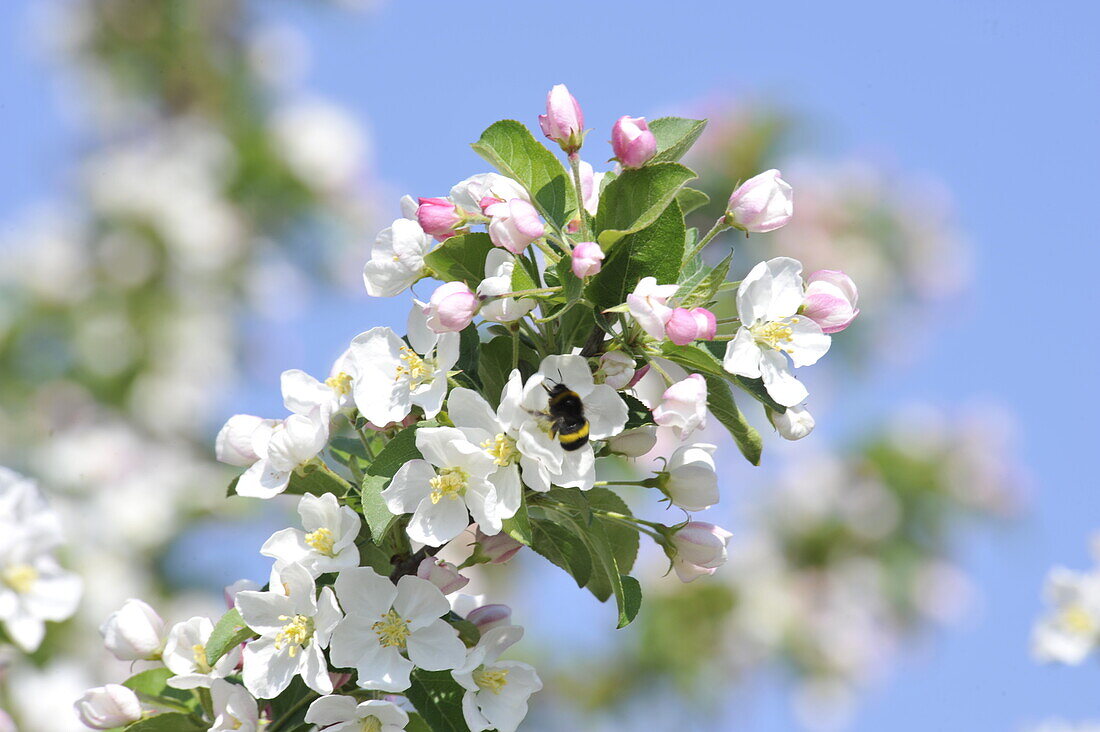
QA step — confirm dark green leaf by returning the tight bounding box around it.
[659,342,731,381]
[649,117,708,164]
[529,512,593,588]
[359,540,394,575]
[205,608,255,667]
[704,375,763,466]
[676,250,733,308]
[406,714,433,732]
[555,256,584,304]
[405,669,472,732]
[123,714,204,732]
[471,120,576,230]
[587,200,686,312]
[594,163,695,249]
[456,325,481,388]
[586,488,640,575]
[477,336,515,410]
[367,424,423,478]
[423,233,494,288]
[622,393,656,430]
[675,187,711,216]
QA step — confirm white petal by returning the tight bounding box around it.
[722,328,763,379]
[408,498,470,547]
[465,479,503,535]
[235,591,295,635]
[785,316,831,367]
[300,642,333,695]
[736,260,773,326]
[334,568,397,621]
[539,354,594,396]
[759,349,809,407]
[394,576,451,627]
[583,385,628,440]
[242,637,296,699]
[407,302,439,355]
[406,619,466,671]
[416,427,469,468]
[235,460,291,499]
[305,695,358,726]
[260,528,311,568]
[489,467,521,520]
[763,257,805,321]
[449,388,502,435]
[382,460,435,514]
[357,641,414,692]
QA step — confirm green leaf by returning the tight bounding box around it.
[405,669,472,732]
[587,199,686,312]
[659,342,731,381]
[556,304,595,353]
[423,232,494,287]
[594,163,695,249]
[359,540,393,576]
[704,375,763,466]
[555,255,584,305]
[122,668,192,707]
[123,714,205,732]
[649,117,708,163]
[361,474,398,541]
[586,488,640,575]
[455,324,481,388]
[529,513,593,588]
[676,251,733,308]
[622,393,656,430]
[502,492,533,545]
[227,460,351,499]
[471,120,576,230]
[406,714,433,732]
[675,187,711,216]
[700,341,787,413]
[510,253,539,292]
[367,424,423,478]
[205,608,256,667]
[476,336,515,410]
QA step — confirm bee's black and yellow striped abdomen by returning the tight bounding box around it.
[546,382,590,451]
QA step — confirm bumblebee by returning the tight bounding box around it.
[544,382,589,451]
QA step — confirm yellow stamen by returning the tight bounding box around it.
[305,527,336,557]
[481,433,518,467]
[274,614,314,657]
[359,718,383,732]
[1,565,37,595]
[324,371,353,395]
[472,665,509,694]
[1061,605,1097,636]
[191,643,212,673]
[372,608,411,648]
[429,467,469,504]
[752,320,795,350]
[394,346,432,385]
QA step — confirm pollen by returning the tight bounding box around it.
[324,371,353,395]
[305,527,337,557]
[1,564,37,595]
[481,433,518,467]
[372,608,411,648]
[275,614,314,657]
[1060,605,1098,636]
[191,643,212,673]
[429,467,469,504]
[752,320,795,351]
[395,346,432,385]
[472,665,510,694]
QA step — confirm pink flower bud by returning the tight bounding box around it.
[466,604,512,633]
[626,276,679,340]
[423,281,480,333]
[611,116,658,169]
[671,521,733,583]
[652,373,707,439]
[665,307,717,346]
[801,270,859,334]
[485,198,545,254]
[571,241,604,278]
[416,556,470,595]
[99,599,166,661]
[416,197,464,240]
[474,527,524,564]
[74,685,143,729]
[725,169,793,232]
[538,84,584,153]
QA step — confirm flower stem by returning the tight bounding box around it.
[267,691,320,732]
[684,217,731,262]
[490,285,562,299]
[568,152,591,243]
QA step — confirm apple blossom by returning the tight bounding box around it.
[597,350,636,389]
[611,116,657,169]
[328,568,466,692]
[571,241,604,278]
[538,83,584,153]
[423,281,480,333]
[661,443,719,512]
[417,557,470,595]
[725,169,794,233]
[474,527,524,565]
[233,413,328,499]
[0,529,82,652]
[802,269,860,334]
[484,198,545,254]
[466,604,513,633]
[235,562,342,698]
[769,404,816,441]
[215,414,278,468]
[305,695,410,732]
[478,250,537,323]
[607,425,658,457]
[723,257,831,407]
[665,306,717,345]
[163,616,242,689]
[210,679,260,732]
[452,625,542,732]
[261,492,362,577]
[450,172,530,212]
[652,374,708,440]
[99,598,166,661]
[417,196,464,240]
[1033,567,1100,665]
[577,159,606,216]
[74,684,142,730]
[280,347,359,422]
[670,522,733,583]
[363,218,434,298]
[626,277,679,340]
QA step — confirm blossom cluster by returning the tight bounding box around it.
[1032,535,1100,666]
[80,84,858,730]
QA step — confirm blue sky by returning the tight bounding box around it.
[2,0,1099,729]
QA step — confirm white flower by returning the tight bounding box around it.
[670,522,733,583]
[235,562,343,699]
[210,679,260,732]
[0,468,63,544]
[328,568,466,692]
[723,257,831,407]
[663,444,719,512]
[596,350,635,389]
[280,348,358,422]
[234,413,328,499]
[606,425,658,457]
[625,277,679,340]
[382,427,499,546]
[163,616,242,689]
[450,173,530,212]
[99,598,166,661]
[305,695,409,732]
[453,626,542,732]
[769,404,815,441]
[73,684,142,730]
[363,218,433,298]
[0,530,82,652]
[515,354,629,492]
[651,374,707,440]
[262,493,362,578]
[478,250,536,323]
[215,415,279,467]
[1033,567,1100,665]
[349,306,459,426]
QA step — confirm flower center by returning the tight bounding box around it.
[752,318,799,353]
[472,665,509,694]
[1060,605,1097,636]
[429,467,469,504]
[1,564,37,594]
[325,371,353,395]
[395,346,433,387]
[275,614,314,656]
[359,718,383,732]
[191,643,212,673]
[372,608,411,648]
[305,527,337,557]
[481,433,518,467]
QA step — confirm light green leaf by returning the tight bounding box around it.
[405,669,472,732]
[586,488,639,575]
[122,668,192,707]
[366,424,423,478]
[123,714,205,732]
[509,253,539,292]
[659,342,731,382]
[675,186,711,215]
[587,199,686,311]
[594,163,696,248]
[361,474,398,542]
[423,232,494,288]
[676,251,733,308]
[704,375,763,466]
[649,117,708,164]
[205,608,256,667]
[502,492,533,545]
[471,120,576,230]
